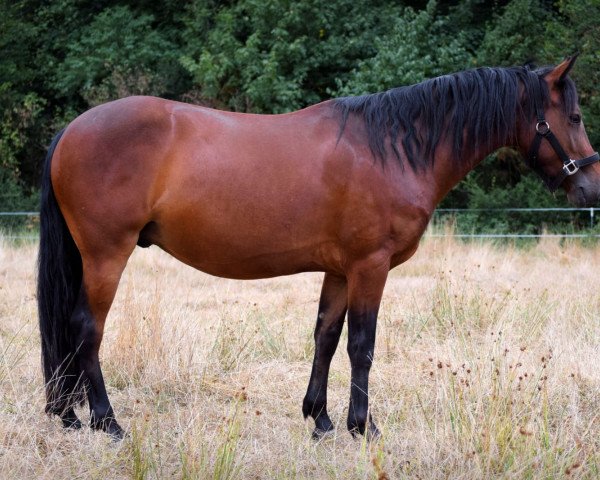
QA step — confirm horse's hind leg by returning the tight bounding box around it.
[72,250,132,438]
[302,273,347,438]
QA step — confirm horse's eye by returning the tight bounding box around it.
[569,113,582,124]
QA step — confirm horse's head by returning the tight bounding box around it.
[520,56,600,207]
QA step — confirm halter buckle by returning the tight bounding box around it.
[563,159,579,176]
[536,121,550,135]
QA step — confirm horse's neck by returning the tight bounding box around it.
[426,134,510,207]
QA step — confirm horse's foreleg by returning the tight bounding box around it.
[302,273,347,438]
[73,255,129,439]
[345,261,388,439]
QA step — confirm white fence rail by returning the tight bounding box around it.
[431,207,600,238]
[1,209,600,240]
[0,212,39,240]
[0,211,39,216]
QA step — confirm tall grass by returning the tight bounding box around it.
[1,232,599,478]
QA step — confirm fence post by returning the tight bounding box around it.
[591,207,595,229]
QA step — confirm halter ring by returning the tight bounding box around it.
[535,121,550,134]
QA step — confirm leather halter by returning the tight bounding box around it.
[527,78,599,192]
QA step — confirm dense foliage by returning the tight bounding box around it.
[1,0,599,233]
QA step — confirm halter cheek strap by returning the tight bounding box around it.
[527,78,599,193]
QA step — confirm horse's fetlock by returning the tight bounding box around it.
[302,395,325,420]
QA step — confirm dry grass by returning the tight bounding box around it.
[1,234,600,479]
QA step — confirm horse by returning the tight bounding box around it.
[37,56,600,440]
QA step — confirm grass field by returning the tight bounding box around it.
[1,234,599,479]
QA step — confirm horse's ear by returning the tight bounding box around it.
[545,55,578,86]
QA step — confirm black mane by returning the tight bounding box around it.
[333,65,578,170]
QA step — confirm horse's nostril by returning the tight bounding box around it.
[578,186,587,207]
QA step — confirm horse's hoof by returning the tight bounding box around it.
[61,417,82,430]
[348,423,381,441]
[99,419,125,441]
[366,424,381,442]
[60,409,82,430]
[312,426,335,440]
[91,415,125,440]
[107,424,125,441]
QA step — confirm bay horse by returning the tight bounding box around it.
[38,57,600,440]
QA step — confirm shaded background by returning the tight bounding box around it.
[1,0,598,233]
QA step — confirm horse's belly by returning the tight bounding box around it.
[155,232,331,280]
[145,197,341,279]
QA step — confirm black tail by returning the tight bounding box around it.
[37,129,86,415]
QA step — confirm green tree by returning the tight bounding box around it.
[180,0,397,112]
[440,0,567,217]
[54,5,182,106]
[0,0,598,235]
[543,0,600,149]
[476,0,550,67]
[337,1,473,95]
[0,0,47,211]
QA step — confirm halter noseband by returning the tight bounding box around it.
[527,77,599,192]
